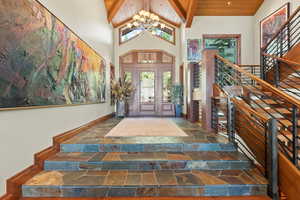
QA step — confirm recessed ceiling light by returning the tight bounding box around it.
[227,1,232,6]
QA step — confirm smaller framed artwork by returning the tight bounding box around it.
[187,39,202,62]
[260,3,290,48]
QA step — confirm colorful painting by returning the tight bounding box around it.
[187,39,202,62]
[204,37,239,64]
[260,3,290,48]
[0,0,106,110]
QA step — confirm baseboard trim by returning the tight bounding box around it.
[0,113,114,200]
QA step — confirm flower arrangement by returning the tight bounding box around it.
[111,75,135,103]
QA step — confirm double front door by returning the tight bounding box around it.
[124,66,174,117]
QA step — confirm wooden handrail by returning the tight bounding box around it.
[262,53,300,66]
[262,6,300,51]
[216,54,300,108]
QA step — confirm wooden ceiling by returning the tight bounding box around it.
[104,0,184,27]
[195,0,264,16]
[104,0,264,28]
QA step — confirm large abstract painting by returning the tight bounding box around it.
[0,0,106,110]
[260,3,290,48]
[187,39,202,62]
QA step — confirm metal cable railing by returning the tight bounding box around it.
[213,59,280,198]
[239,65,261,85]
[262,53,300,99]
[215,54,300,169]
[262,7,300,84]
[262,7,300,57]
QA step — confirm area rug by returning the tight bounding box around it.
[105,118,188,137]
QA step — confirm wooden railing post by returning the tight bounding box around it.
[266,118,279,200]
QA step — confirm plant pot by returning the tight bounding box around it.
[116,100,125,118]
[174,104,182,118]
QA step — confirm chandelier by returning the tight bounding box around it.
[127,10,166,34]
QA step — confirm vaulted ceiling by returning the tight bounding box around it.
[104,0,264,28]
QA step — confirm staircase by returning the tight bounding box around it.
[20,118,268,198]
[262,6,300,98]
[260,6,300,168]
[214,53,300,200]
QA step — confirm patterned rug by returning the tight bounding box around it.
[105,118,188,137]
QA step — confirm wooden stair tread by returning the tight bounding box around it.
[280,83,300,89]
[254,108,291,115]
[278,119,300,127]
[243,86,273,96]
[252,99,281,105]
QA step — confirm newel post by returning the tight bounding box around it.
[201,49,218,131]
[266,118,279,200]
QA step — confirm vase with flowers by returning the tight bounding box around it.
[111,75,135,117]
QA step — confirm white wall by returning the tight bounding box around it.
[186,16,255,65]
[114,26,182,82]
[253,0,300,64]
[0,0,114,195]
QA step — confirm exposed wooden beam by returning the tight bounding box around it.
[107,0,126,22]
[167,0,187,22]
[113,17,132,28]
[186,0,197,28]
[151,11,181,28]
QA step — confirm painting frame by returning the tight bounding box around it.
[187,39,202,62]
[260,3,290,48]
[0,0,107,111]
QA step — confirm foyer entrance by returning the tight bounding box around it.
[120,50,175,117]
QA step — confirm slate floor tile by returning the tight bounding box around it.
[126,175,142,185]
[142,172,158,185]
[103,174,126,186]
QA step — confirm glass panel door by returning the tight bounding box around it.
[140,72,155,103]
[139,71,156,115]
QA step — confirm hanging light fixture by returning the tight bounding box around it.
[126,10,166,33]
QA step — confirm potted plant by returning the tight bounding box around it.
[111,75,135,118]
[171,84,183,117]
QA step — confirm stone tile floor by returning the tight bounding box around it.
[22,118,268,198]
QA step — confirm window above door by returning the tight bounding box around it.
[119,22,175,45]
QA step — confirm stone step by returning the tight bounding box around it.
[44,151,251,171]
[60,142,236,152]
[22,169,267,197]
[60,118,235,153]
